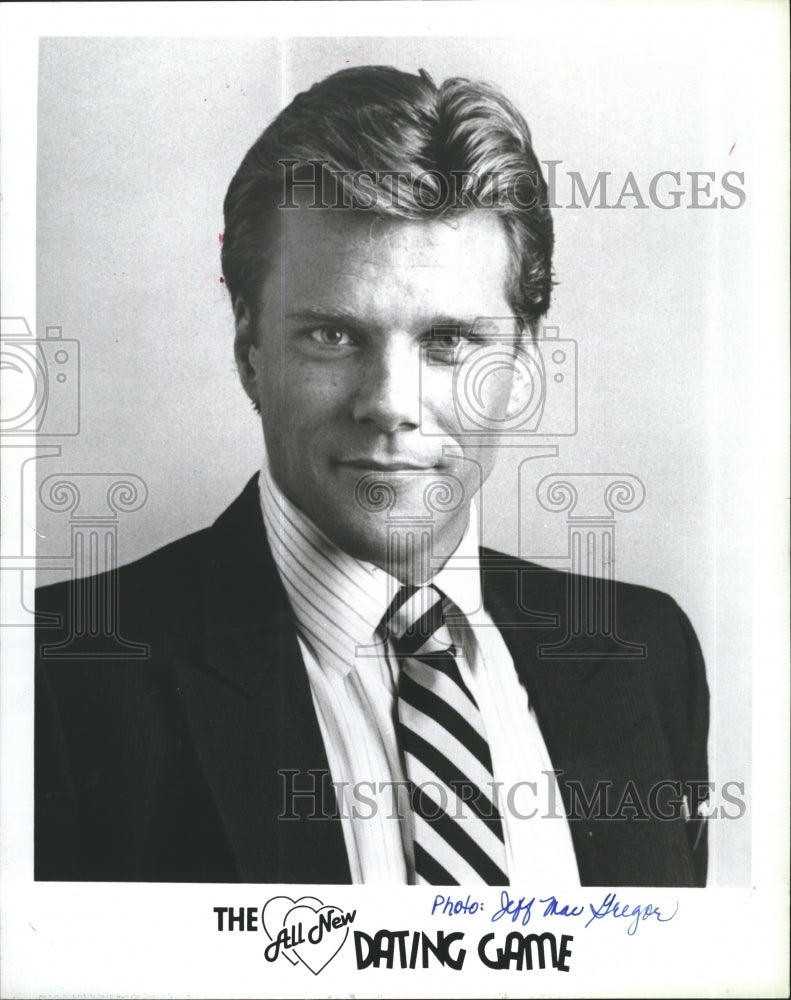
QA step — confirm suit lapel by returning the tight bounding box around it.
[481,551,696,887]
[172,476,351,884]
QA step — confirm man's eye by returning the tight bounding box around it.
[430,328,462,348]
[309,327,353,347]
[424,327,479,363]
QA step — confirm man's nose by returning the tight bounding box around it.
[352,340,422,433]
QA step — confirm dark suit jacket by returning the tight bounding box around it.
[35,475,709,885]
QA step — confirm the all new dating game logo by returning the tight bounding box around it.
[213,888,700,978]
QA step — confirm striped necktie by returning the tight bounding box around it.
[382,584,509,886]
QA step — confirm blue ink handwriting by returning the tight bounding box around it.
[489,890,678,936]
[584,892,679,936]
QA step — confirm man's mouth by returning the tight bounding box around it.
[336,458,439,472]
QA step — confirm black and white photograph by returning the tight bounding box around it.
[1,2,788,997]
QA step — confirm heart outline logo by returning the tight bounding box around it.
[262,895,353,975]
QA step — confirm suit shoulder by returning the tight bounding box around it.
[35,524,212,625]
[480,544,682,615]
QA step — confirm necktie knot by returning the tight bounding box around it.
[381,584,455,660]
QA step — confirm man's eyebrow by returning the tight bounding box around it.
[427,314,506,333]
[285,306,364,325]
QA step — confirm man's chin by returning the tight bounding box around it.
[309,495,467,584]
[312,510,413,575]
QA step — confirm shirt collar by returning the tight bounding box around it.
[259,457,482,679]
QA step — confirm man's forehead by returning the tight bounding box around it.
[277,192,502,247]
[275,202,511,273]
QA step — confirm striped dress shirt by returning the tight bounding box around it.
[259,461,580,885]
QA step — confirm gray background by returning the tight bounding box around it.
[36,35,753,885]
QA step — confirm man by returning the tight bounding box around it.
[35,65,709,886]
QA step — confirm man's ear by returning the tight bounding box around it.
[233,296,260,404]
[504,339,539,419]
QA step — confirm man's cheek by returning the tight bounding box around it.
[417,371,459,434]
[286,372,343,412]
[449,447,495,495]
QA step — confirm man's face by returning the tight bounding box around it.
[236,205,523,581]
